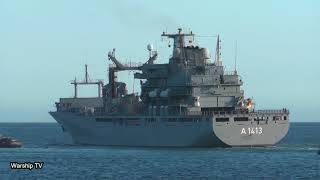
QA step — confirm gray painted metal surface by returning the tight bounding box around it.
[50,29,289,147]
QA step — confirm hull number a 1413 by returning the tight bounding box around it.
[241,127,262,135]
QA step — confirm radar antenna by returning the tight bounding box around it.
[161,28,194,49]
[234,40,238,74]
[161,28,194,63]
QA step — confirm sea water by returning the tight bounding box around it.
[0,122,319,179]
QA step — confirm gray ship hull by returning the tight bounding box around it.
[50,111,289,147]
[50,29,290,147]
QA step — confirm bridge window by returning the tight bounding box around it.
[216,117,229,122]
[234,117,249,121]
[96,118,113,122]
[273,116,282,121]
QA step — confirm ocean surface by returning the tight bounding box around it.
[0,122,319,180]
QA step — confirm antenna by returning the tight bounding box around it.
[214,35,222,66]
[85,64,88,83]
[234,40,238,74]
[132,76,135,94]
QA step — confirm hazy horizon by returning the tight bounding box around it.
[1,0,319,122]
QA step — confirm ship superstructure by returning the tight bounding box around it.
[50,29,289,147]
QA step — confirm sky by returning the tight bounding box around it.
[0,0,319,122]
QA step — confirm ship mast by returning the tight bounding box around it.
[71,64,104,98]
[161,28,194,62]
[214,35,222,66]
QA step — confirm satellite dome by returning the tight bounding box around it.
[147,44,153,51]
[202,48,210,59]
[108,51,113,57]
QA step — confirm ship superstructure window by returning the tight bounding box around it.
[255,116,268,121]
[168,118,177,122]
[216,117,229,122]
[147,118,156,122]
[194,118,201,122]
[96,118,114,122]
[179,118,193,122]
[234,117,249,121]
[273,116,282,121]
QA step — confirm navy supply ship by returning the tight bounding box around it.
[50,29,289,147]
